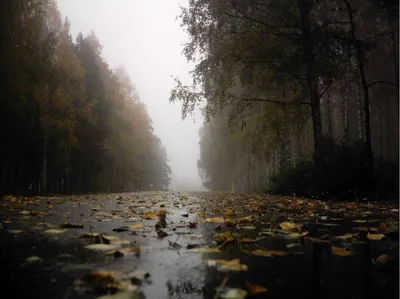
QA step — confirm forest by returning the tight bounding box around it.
[0,0,171,195]
[171,0,399,199]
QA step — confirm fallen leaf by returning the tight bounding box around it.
[331,246,353,256]
[107,247,141,258]
[131,223,144,229]
[378,223,389,233]
[184,234,203,238]
[225,218,236,226]
[85,244,121,251]
[246,282,268,296]
[375,254,389,266]
[60,223,84,228]
[198,212,205,217]
[241,226,256,230]
[206,217,225,224]
[353,220,368,223]
[252,249,293,257]
[157,209,168,216]
[143,211,158,220]
[334,233,358,240]
[367,233,385,241]
[287,243,300,248]
[238,216,254,223]
[280,222,297,230]
[306,236,331,243]
[187,247,221,253]
[8,229,23,234]
[25,256,44,264]
[219,287,247,299]
[225,209,236,217]
[43,229,68,234]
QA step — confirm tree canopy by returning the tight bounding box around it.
[0,0,171,195]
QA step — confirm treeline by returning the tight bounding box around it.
[0,0,171,195]
[171,0,399,199]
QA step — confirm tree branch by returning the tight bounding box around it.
[318,79,333,99]
[230,94,310,106]
[233,55,307,81]
[367,80,397,89]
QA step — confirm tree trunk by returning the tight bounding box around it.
[343,0,374,184]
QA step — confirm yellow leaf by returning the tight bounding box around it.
[187,247,221,253]
[238,216,254,223]
[334,233,358,240]
[225,218,236,226]
[331,246,353,256]
[157,209,168,216]
[198,212,205,217]
[241,226,256,230]
[252,249,292,257]
[353,220,367,223]
[221,258,248,271]
[85,244,121,251]
[206,217,225,224]
[306,236,331,243]
[131,223,144,229]
[225,209,236,216]
[8,229,23,234]
[367,233,385,241]
[280,222,297,230]
[143,211,158,220]
[43,229,68,234]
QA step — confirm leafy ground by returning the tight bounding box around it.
[0,192,398,299]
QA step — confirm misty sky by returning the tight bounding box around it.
[57,0,204,191]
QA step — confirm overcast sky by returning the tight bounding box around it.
[57,0,204,191]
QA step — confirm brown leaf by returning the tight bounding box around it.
[331,246,353,256]
[246,282,268,296]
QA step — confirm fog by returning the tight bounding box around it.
[57,0,205,191]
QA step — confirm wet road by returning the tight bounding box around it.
[0,192,398,299]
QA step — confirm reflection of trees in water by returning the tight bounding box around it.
[166,280,203,297]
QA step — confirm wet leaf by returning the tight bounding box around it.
[225,218,236,226]
[219,287,247,299]
[378,223,388,233]
[25,256,44,264]
[375,254,389,266]
[280,222,297,230]
[238,216,254,223]
[331,246,353,256]
[85,244,121,251]
[353,220,368,223]
[241,226,256,230]
[251,249,293,257]
[206,217,225,224]
[246,282,268,295]
[187,247,221,253]
[367,233,385,241]
[334,233,358,240]
[184,234,203,238]
[60,223,84,228]
[80,232,101,238]
[107,247,141,258]
[43,228,68,234]
[143,211,158,220]
[157,209,168,216]
[156,229,168,238]
[131,223,145,229]
[225,209,236,216]
[8,229,23,234]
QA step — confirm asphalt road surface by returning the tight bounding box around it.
[0,192,398,299]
